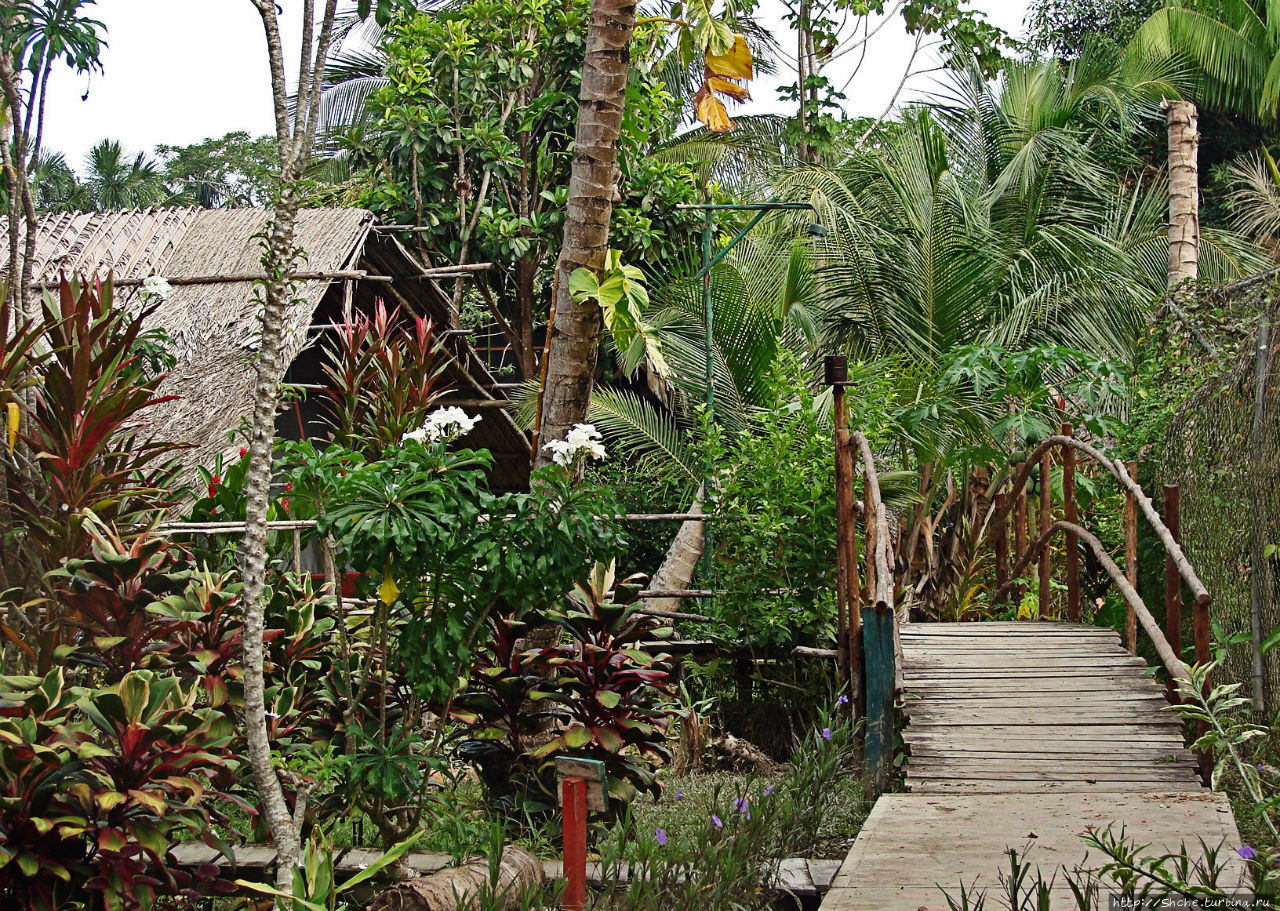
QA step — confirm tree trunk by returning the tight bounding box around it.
[1164,99,1199,289]
[367,846,545,911]
[533,0,636,464]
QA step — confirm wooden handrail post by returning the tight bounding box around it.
[1015,485,1028,600]
[1163,484,1183,701]
[863,601,896,795]
[994,492,1009,599]
[1124,460,1139,655]
[1194,592,1212,784]
[834,384,851,688]
[1062,424,1080,621]
[1038,450,1052,619]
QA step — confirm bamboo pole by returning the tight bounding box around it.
[1062,424,1080,622]
[1125,460,1139,655]
[993,521,1190,686]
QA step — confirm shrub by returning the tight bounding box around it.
[455,563,677,810]
[0,669,246,910]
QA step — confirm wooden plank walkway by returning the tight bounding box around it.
[822,622,1248,909]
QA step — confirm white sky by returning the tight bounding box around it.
[41,0,1031,169]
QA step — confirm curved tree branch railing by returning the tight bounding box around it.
[992,520,1191,686]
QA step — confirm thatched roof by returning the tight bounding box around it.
[12,207,532,489]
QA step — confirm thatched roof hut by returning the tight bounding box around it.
[13,207,532,489]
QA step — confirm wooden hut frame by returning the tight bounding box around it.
[6,207,532,489]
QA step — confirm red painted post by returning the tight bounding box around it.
[562,776,587,911]
[1124,461,1139,655]
[1015,487,1028,600]
[1194,594,1213,785]
[1062,424,1080,622]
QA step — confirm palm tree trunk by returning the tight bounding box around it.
[644,487,705,613]
[1164,99,1200,289]
[534,0,636,464]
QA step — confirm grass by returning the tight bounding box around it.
[595,768,870,861]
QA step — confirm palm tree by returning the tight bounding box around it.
[81,140,167,211]
[1129,0,1280,122]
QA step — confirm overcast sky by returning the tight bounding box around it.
[40,0,1031,169]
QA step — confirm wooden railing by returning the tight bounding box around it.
[829,405,1217,790]
[985,425,1209,693]
[832,371,902,793]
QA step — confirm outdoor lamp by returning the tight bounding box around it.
[824,354,848,386]
[807,222,828,237]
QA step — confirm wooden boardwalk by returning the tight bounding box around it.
[822,622,1247,909]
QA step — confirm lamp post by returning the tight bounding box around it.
[674,197,820,587]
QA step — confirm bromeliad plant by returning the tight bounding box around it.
[0,669,245,911]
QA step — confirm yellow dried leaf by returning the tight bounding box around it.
[696,90,734,132]
[705,34,753,81]
[708,75,751,103]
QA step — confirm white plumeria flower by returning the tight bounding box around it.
[402,406,481,445]
[542,423,606,467]
[140,275,173,301]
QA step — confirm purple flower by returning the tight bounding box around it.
[655,827,667,845]
[1239,845,1259,861]
[673,789,685,800]
[821,727,833,741]
[763,785,775,797]
[837,694,850,706]
[711,814,723,828]
[732,797,750,814]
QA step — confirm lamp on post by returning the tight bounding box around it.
[826,352,858,712]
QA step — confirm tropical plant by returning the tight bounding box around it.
[79,140,167,210]
[1130,0,1280,122]
[0,669,245,911]
[455,562,677,809]
[317,299,447,459]
[3,277,179,672]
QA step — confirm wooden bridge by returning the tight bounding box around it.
[819,403,1251,909]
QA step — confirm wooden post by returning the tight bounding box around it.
[1194,593,1212,785]
[1015,485,1028,600]
[846,454,863,719]
[865,474,878,612]
[1062,425,1080,622]
[862,602,896,795]
[1164,484,1183,701]
[994,492,1009,599]
[1125,460,1139,655]
[834,385,851,688]
[1038,450,1052,619]
[561,777,587,911]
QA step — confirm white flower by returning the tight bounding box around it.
[542,423,606,467]
[140,275,172,301]
[401,406,481,445]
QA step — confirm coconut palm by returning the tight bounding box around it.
[1129,0,1280,122]
[81,140,167,211]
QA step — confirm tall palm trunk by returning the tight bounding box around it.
[1164,99,1200,289]
[534,0,636,464]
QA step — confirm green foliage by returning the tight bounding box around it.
[316,440,623,704]
[702,358,838,651]
[591,704,862,910]
[0,669,244,911]
[155,131,279,208]
[1026,0,1157,59]
[236,829,419,911]
[456,563,677,809]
